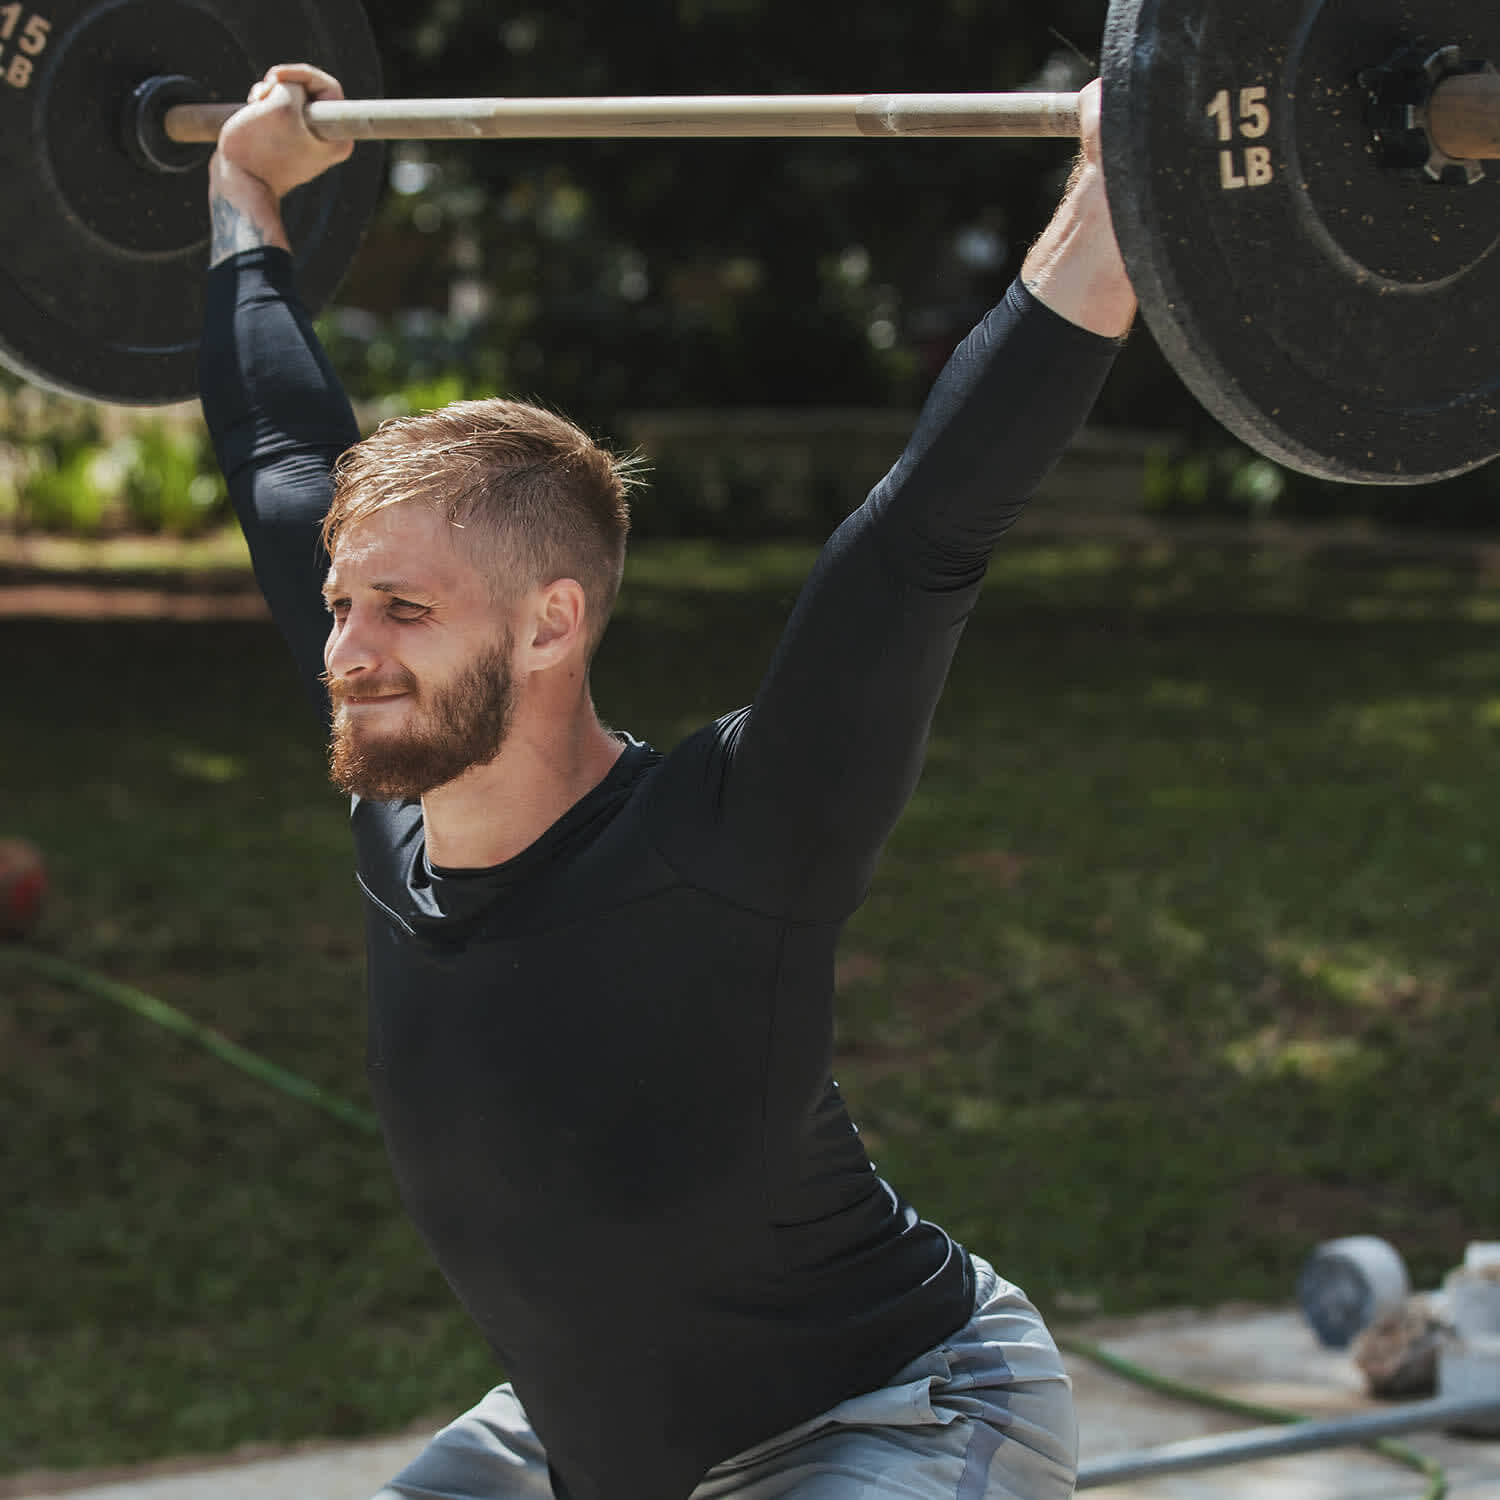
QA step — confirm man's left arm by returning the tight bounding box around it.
[860,78,1133,589]
[667,84,1134,921]
[1015,79,1136,345]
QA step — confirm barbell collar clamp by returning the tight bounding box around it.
[122,74,216,174]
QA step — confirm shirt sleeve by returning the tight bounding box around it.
[651,280,1121,923]
[198,247,360,729]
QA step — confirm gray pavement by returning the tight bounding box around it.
[1073,1306,1500,1496]
[6,1306,1499,1498]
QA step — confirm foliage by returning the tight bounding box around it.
[335,0,1128,424]
[116,425,229,537]
[3,539,1499,1472]
[0,378,229,538]
[1144,440,1500,531]
[6,0,1494,533]
[6,0,1497,535]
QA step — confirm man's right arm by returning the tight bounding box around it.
[198,67,358,725]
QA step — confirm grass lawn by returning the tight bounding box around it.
[3,534,1499,1475]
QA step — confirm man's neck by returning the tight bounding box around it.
[419,700,624,871]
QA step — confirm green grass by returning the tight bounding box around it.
[3,536,1499,1475]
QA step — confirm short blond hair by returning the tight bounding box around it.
[325,400,636,654]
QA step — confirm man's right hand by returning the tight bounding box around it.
[208,63,355,267]
[1019,78,1137,340]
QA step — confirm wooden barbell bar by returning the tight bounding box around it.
[162,78,1498,153]
[164,91,1085,143]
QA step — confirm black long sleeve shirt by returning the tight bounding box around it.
[199,247,1118,1500]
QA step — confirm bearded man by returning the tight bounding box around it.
[201,60,1135,1500]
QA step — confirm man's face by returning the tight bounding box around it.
[321,505,516,801]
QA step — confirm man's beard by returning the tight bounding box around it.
[326,635,515,801]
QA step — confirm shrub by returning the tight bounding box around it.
[119,424,229,537]
[1144,442,1500,531]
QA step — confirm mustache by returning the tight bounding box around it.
[322,668,420,708]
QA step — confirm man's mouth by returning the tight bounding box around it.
[343,692,410,706]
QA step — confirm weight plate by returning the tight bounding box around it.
[0,0,385,405]
[1102,0,1500,484]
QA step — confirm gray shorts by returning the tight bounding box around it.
[375,1256,1077,1500]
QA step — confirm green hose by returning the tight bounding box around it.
[1057,1331,1446,1498]
[1,947,380,1136]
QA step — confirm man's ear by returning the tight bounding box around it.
[516,578,588,668]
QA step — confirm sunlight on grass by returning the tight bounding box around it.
[948,1095,1007,1132]
[1222,1028,1371,1082]
[1350,594,1500,624]
[168,748,246,784]
[620,538,816,593]
[1267,937,1438,1012]
[1347,697,1456,753]
[988,541,1124,583]
[1145,908,1208,965]
[0,525,252,574]
[1144,677,1214,709]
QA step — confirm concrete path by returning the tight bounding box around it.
[6,1306,1498,1498]
[1072,1305,1500,1497]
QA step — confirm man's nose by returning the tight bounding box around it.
[324,605,385,681]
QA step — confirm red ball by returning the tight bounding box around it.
[0,838,46,938]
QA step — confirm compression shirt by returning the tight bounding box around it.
[199,248,1118,1500]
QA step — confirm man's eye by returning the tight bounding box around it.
[390,599,430,618]
[325,598,349,617]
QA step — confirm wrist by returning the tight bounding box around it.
[207,157,291,265]
[1022,165,1137,341]
[208,153,282,207]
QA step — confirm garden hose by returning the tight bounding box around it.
[0,947,380,1135]
[1056,1331,1446,1498]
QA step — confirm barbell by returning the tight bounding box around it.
[0,0,1496,485]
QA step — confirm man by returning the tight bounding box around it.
[200,60,1135,1500]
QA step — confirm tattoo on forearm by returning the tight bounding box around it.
[210,194,269,265]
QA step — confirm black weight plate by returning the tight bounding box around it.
[1102,0,1500,484]
[0,0,385,405]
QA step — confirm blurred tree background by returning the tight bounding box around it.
[318,0,1500,528]
[335,0,1176,421]
[3,0,1496,542]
